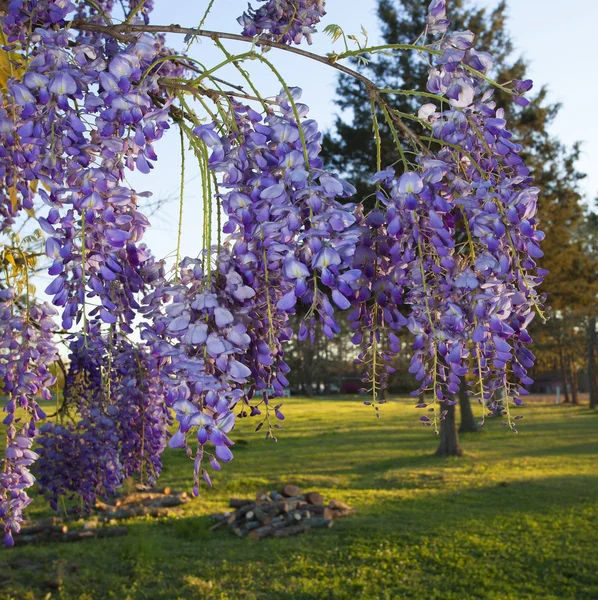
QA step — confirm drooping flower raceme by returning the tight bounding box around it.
[112,342,170,485]
[141,87,361,490]
[36,336,123,512]
[345,0,543,427]
[239,0,326,45]
[0,289,58,547]
[37,335,169,511]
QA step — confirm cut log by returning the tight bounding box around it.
[278,498,305,512]
[258,500,288,514]
[19,524,68,536]
[306,506,334,519]
[229,498,253,509]
[245,520,262,532]
[104,495,190,514]
[210,512,230,523]
[249,518,289,540]
[227,502,257,524]
[269,491,284,502]
[99,504,185,521]
[328,499,352,512]
[13,526,128,546]
[329,508,355,519]
[248,526,270,541]
[139,495,189,509]
[302,517,334,529]
[281,484,301,498]
[118,492,187,506]
[255,491,271,504]
[304,492,324,506]
[253,507,272,525]
[272,523,311,538]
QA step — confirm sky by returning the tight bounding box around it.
[30,0,598,299]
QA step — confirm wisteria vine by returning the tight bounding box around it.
[0,0,545,545]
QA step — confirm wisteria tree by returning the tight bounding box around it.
[0,0,545,547]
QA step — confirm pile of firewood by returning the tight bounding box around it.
[210,484,355,540]
[10,486,191,547]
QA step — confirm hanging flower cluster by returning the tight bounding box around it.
[346,1,543,427]
[37,414,124,513]
[238,0,326,45]
[36,337,122,512]
[112,341,170,484]
[0,289,58,547]
[0,0,545,544]
[36,335,169,511]
[1,1,177,337]
[142,88,359,492]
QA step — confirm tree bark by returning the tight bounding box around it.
[568,354,579,405]
[560,348,571,403]
[589,318,598,410]
[436,401,462,457]
[458,379,478,433]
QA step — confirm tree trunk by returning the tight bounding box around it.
[590,318,598,410]
[458,379,478,433]
[560,348,571,403]
[436,401,462,457]
[568,354,579,405]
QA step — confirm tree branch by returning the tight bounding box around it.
[71,21,428,153]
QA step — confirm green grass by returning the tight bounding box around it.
[1,397,597,600]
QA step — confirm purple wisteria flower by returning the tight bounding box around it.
[239,0,326,45]
[37,336,169,511]
[0,289,58,547]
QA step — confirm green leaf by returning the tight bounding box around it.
[323,24,344,44]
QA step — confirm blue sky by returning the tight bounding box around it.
[39,0,598,297]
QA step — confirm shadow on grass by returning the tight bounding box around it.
[2,401,597,599]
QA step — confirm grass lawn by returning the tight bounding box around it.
[1,396,597,599]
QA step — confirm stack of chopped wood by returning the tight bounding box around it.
[10,486,191,547]
[210,484,355,540]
